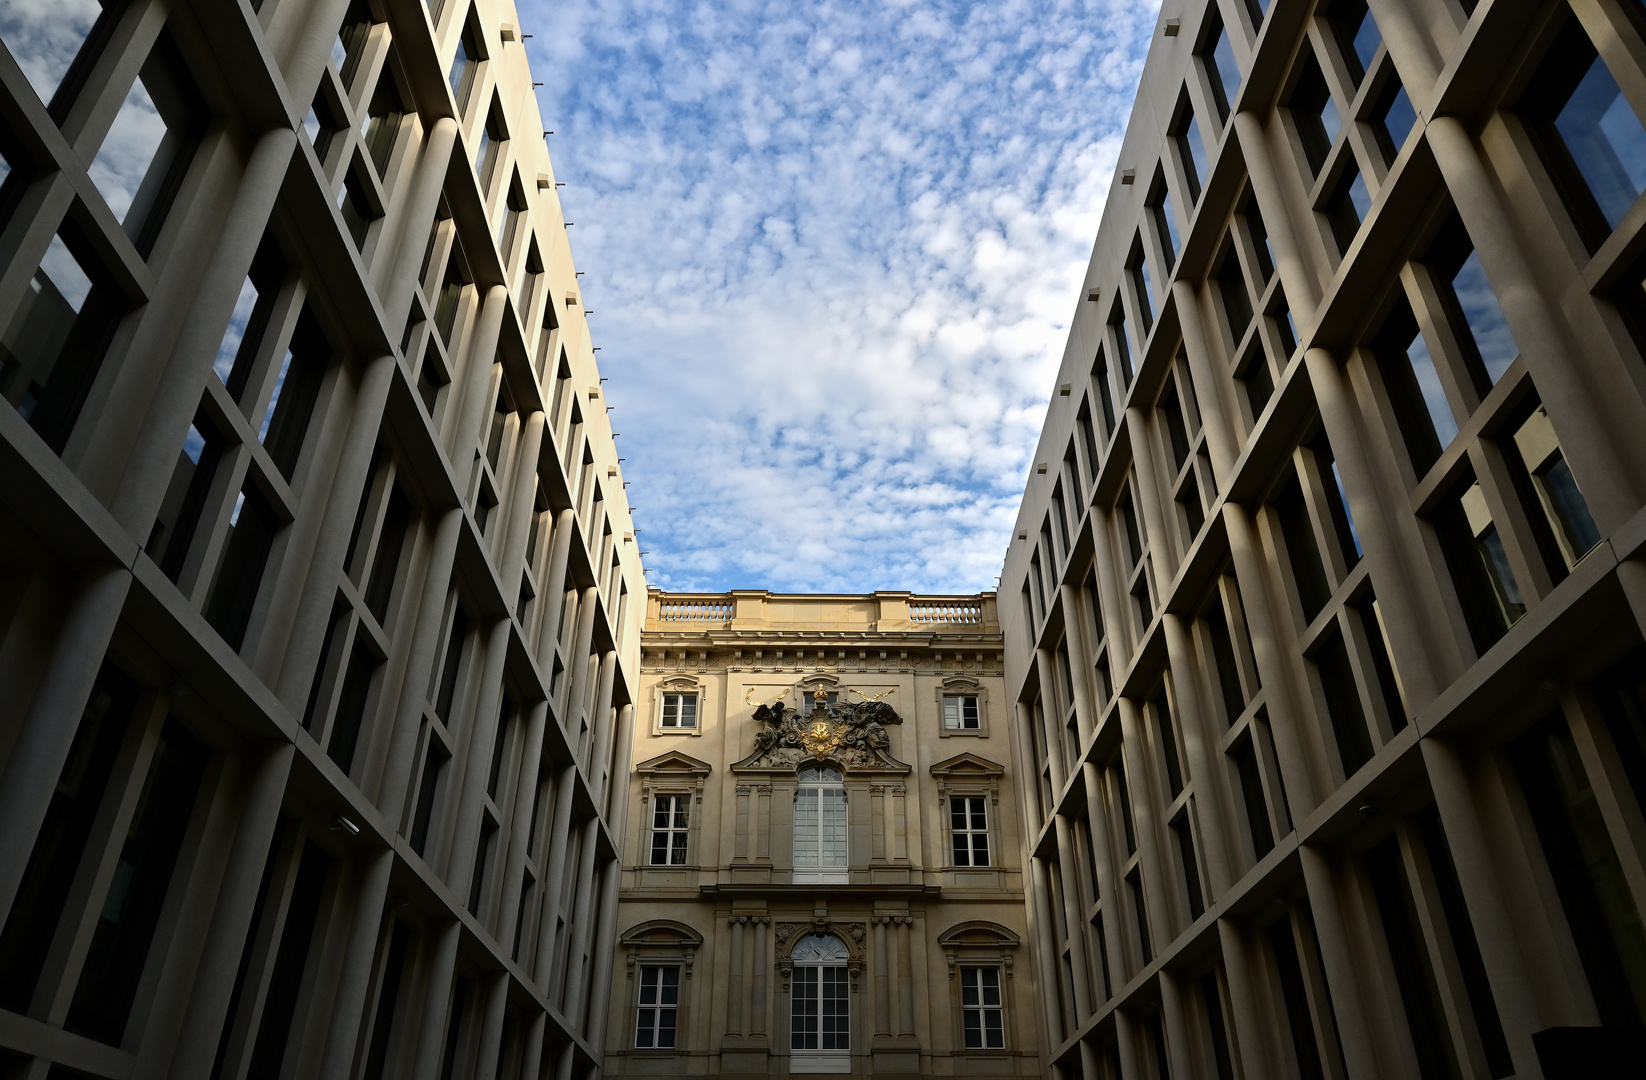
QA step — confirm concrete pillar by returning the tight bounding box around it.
[104,126,296,529]
[1420,736,1544,1076]
[873,918,891,1036]
[1029,857,1067,1057]
[1117,695,1171,958]
[726,915,746,1035]
[141,742,296,1080]
[1159,968,1198,1080]
[896,916,915,1037]
[519,1014,546,1080]
[375,506,463,818]
[533,763,578,991]
[1223,502,1321,816]
[409,921,462,1080]
[1059,582,1098,747]
[1233,110,1323,325]
[1082,761,1126,995]
[1054,816,1095,1021]
[444,616,512,900]
[499,411,545,579]
[448,288,508,467]
[563,587,600,740]
[535,509,577,668]
[1303,346,1447,707]
[314,846,394,1080]
[268,350,394,704]
[587,651,618,794]
[1163,613,1235,895]
[1299,845,1384,1080]
[474,972,508,1080]
[0,564,130,925]
[561,815,602,1022]
[497,699,549,956]
[1216,917,1275,1080]
[1125,405,1175,597]
[380,117,460,321]
[1171,279,1239,482]
[1429,115,1644,529]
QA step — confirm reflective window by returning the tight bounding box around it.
[1375,302,1457,471]
[1510,405,1601,566]
[1177,105,1210,201]
[0,0,109,110]
[1154,187,1181,265]
[1205,19,1241,121]
[794,767,847,871]
[1375,78,1417,162]
[1325,164,1371,253]
[1529,20,1646,237]
[1434,479,1526,652]
[1331,0,1381,84]
[0,227,121,453]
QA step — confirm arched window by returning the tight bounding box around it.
[791,933,849,1069]
[794,766,847,883]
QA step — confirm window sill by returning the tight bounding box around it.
[791,1052,851,1073]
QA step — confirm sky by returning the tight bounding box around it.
[520,0,1156,595]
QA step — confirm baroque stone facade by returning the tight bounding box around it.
[606,590,1039,1077]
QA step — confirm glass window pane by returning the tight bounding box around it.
[1555,49,1646,228]
[1181,112,1209,197]
[0,0,106,108]
[1212,28,1240,117]
[89,74,169,226]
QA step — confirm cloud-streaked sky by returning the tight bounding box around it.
[522,0,1155,595]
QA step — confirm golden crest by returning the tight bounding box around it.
[802,720,842,758]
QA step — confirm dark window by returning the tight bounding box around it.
[1130,240,1157,332]
[1200,972,1236,1080]
[260,309,330,479]
[246,842,330,1080]
[1093,350,1117,434]
[1112,307,1134,385]
[1204,17,1241,121]
[1239,343,1274,421]
[0,222,124,454]
[1217,247,1253,342]
[1290,53,1339,175]
[449,18,482,113]
[1175,814,1205,919]
[88,30,207,256]
[303,91,339,160]
[1315,630,1374,776]
[1331,0,1381,84]
[1512,712,1646,1026]
[1365,835,1461,1080]
[1206,601,1246,724]
[1232,737,1274,858]
[364,69,405,175]
[1596,645,1646,817]
[1153,186,1181,265]
[418,344,449,416]
[1374,77,1418,163]
[1431,478,1526,654]
[67,718,209,1045]
[1275,475,1332,622]
[1523,18,1646,245]
[434,603,471,723]
[361,922,412,1080]
[148,413,226,581]
[339,162,379,250]
[1424,213,1519,388]
[205,485,280,651]
[213,235,287,398]
[1508,405,1601,567]
[1311,432,1362,565]
[434,239,470,343]
[1177,101,1210,201]
[468,821,495,915]
[1269,920,1327,1080]
[331,0,373,85]
[1325,163,1372,254]
[326,640,378,774]
[1245,200,1276,282]
[1373,301,1456,473]
[1272,293,1298,358]
[1154,691,1183,797]
[1128,871,1152,963]
[1354,595,1407,731]
[0,663,138,1013]
[364,484,413,624]
[410,742,448,856]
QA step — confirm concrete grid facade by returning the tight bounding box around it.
[1002,0,1646,1077]
[610,591,1036,1078]
[0,1,640,1079]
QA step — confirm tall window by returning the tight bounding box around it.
[951,797,990,867]
[794,767,847,882]
[661,693,697,729]
[943,694,980,730]
[635,966,679,1048]
[791,934,850,1060]
[650,794,689,866]
[961,967,1005,1049]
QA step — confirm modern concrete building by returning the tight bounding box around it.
[1001,0,1646,1076]
[0,1,640,1078]
[604,590,1038,1078]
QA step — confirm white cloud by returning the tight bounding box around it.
[522,0,1153,594]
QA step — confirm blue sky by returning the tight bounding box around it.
[520,0,1154,595]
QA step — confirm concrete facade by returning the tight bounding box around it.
[1002,0,1646,1077]
[0,1,639,1079]
[606,590,1038,1078]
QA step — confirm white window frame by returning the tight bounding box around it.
[661,692,698,729]
[936,677,990,737]
[960,966,1006,1049]
[649,793,690,866]
[635,964,680,1048]
[794,767,848,884]
[943,693,981,730]
[790,934,850,1072]
[950,795,991,867]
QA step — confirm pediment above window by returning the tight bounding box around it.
[936,921,1021,950]
[657,675,702,692]
[929,752,1006,781]
[621,919,705,949]
[636,750,713,780]
[940,675,981,693]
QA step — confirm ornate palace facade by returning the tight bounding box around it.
[605,591,1038,1078]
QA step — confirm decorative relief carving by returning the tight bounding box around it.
[733,687,908,773]
[773,918,868,992]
